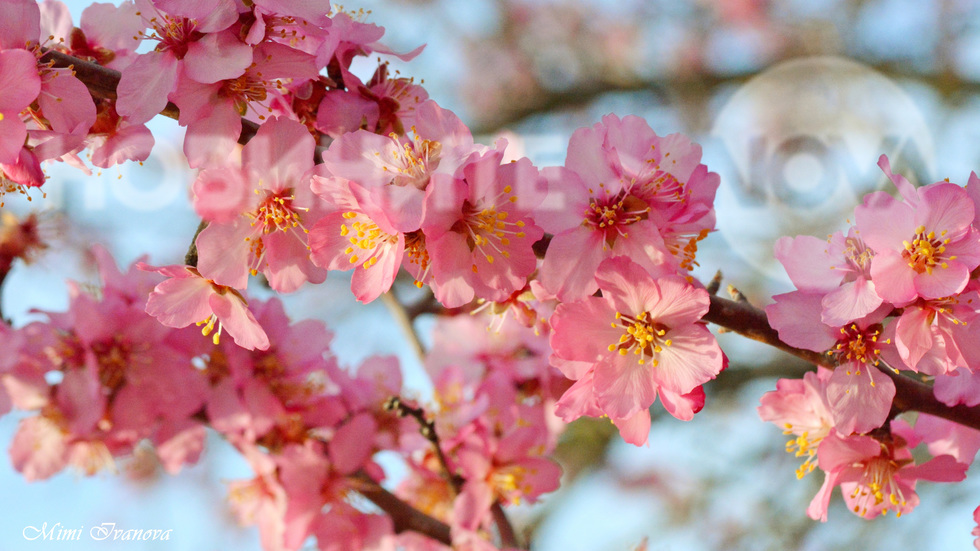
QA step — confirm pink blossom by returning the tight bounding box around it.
[315,61,429,139]
[320,99,478,233]
[856,155,980,305]
[307,177,404,303]
[116,0,244,125]
[767,292,894,434]
[422,150,545,308]
[549,257,723,434]
[807,431,967,521]
[774,228,883,326]
[172,41,317,168]
[758,368,836,478]
[142,263,270,351]
[193,116,326,293]
[536,115,677,301]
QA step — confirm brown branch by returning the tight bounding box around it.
[41,49,262,146]
[384,396,463,492]
[349,470,452,545]
[704,294,980,431]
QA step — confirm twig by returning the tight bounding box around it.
[705,270,722,296]
[381,288,426,360]
[703,294,980,431]
[348,470,452,544]
[384,396,463,492]
[491,502,520,549]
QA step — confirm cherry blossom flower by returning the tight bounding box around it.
[320,99,478,233]
[193,116,327,293]
[758,367,836,478]
[307,177,404,303]
[807,429,967,521]
[767,291,895,434]
[422,150,545,308]
[550,257,723,438]
[856,155,980,305]
[142,263,270,351]
[774,228,883,327]
[536,115,675,301]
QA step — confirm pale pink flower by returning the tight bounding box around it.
[536,115,676,301]
[767,291,895,434]
[115,0,244,125]
[775,228,883,327]
[307,177,404,303]
[320,99,478,233]
[142,263,270,351]
[172,41,318,168]
[194,116,327,293]
[758,368,836,478]
[807,430,967,521]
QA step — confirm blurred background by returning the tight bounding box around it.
[3,0,980,549]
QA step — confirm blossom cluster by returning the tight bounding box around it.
[12,0,978,548]
[762,155,980,520]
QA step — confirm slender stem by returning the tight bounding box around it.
[491,502,520,549]
[384,396,463,492]
[381,288,426,360]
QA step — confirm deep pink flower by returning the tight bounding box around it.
[550,257,723,427]
[193,116,327,293]
[422,150,545,308]
[856,155,980,305]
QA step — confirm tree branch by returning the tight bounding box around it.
[704,294,980,431]
[41,49,262,147]
[349,470,452,545]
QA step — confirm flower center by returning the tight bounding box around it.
[386,133,442,189]
[843,236,875,274]
[607,311,671,366]
[903,225,954,275]
[850,453,908,517]
[404,230,430,287]
[831,323,885,367]
[244,190,309,275]
[584,189,650,248]
[454,187,526,272]
[339,211,396,269]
